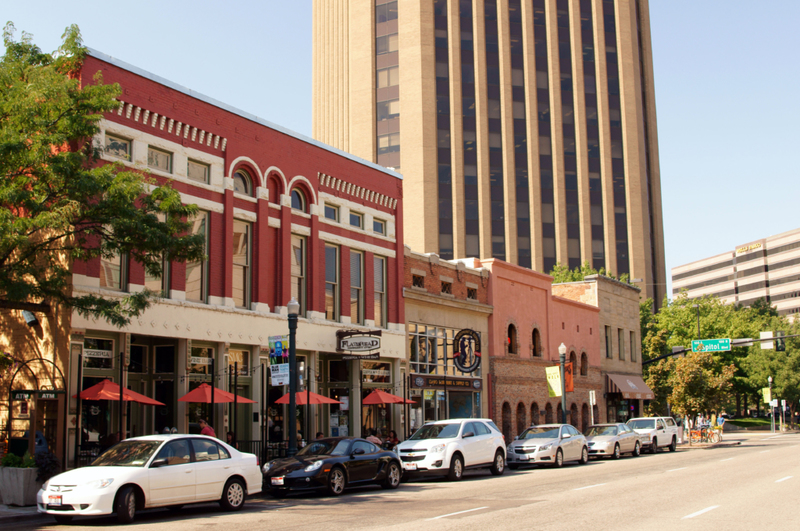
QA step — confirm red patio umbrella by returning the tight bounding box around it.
[362,389,415,405]
[275,391,342,405]
[178,383,256,404]
[73,379,165,406]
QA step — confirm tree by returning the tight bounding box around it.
[667,351,735,420]
[549,261,629,284]
[1,24,205,326]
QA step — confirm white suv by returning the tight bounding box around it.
[627,417,679,453]
[395,419,506,480]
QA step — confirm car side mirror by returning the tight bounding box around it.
[514,435,519,440]
[562,433,571,439]
[351,448,366,456]
[150,458,168,468]
[462,431,475,438]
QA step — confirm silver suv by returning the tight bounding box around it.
[395,419,506,480]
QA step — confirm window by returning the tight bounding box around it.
[377,132,400,155]
[377,99,400,121]
[377,66,399,88]
[155,440,191,466]
[350,250,363,324]
[83,337,114,369]
[291,234,306,315]
[185,211,208,302]
[233,170,252,196]
[144,255,169,296]
[350,212,363,229]
[467,287,477,300]
[291,189,306,212]
[228,349,249,375]
[99,252,125,291]
[325,244,339,321]
[441,281,452,295]
[373,219,386,235]
[187,160,210,183]
[630,331,637,362]
[191,438,220,461]
[605,326,612,358]
[147,146,172,173]
[105,134,130,160]
[412,274,425,288]
[581,352,588,375]
[533,328,542,357]
[374,256,386,328]
[232,220,251,308]
[376,34,398,54]
[324,204,339,222]
[618,328,625,360]
[507,324,517,354]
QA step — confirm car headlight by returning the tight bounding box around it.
[539,444,551,451]
[85,478,114,489]
[304,460,324,472]
[262,460,275,474]
[430,444,446,453]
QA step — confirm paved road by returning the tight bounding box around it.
[17,432,800,531]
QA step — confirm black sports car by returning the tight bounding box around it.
[262,437,402,497]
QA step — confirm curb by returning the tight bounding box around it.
[0,510,48,525]
[679,441,741,450]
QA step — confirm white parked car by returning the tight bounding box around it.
[506,424,588,469]
[627,417,679,453]
[395,419,506,480]
[37,434,262,524]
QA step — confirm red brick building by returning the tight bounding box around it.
[61,50,405,465]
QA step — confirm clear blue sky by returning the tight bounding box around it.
[6,1,799,299]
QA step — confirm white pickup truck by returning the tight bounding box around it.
[626,417,679,453]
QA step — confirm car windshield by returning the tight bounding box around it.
[628,419,656,430]
[409,423,462,440]
[91,440,162,467]
[520,427,560,439]
[585,426,618,437]
[296,440,351,457]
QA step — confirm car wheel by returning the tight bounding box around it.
[579,446,589,465]
[650,437,658,454]
[490,450,505,475]
[382,461,401,489]
[508,463,519,470]
[613,444,621,460]
[554,449,564,468]
[669,436,677,452]
[447,454,464,481]
[54,515,73,524]
[327,466,347,496]
[269,489,289,498]
[632,441,641,457]
[219,478,246,511]
[115,485,137,524]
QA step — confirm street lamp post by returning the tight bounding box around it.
[287,298,300,456]
[768,376,774,433]
[558,343,567,424]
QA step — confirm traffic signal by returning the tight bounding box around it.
[776,331,786,352]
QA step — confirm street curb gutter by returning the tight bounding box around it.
[679,441,742,450]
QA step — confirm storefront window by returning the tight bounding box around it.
[409,324,481,378]
[83,338,114,369]
[328,360,349,383]
[228,349,249,376]
[189,346,214,375]
[329,388,350,437]
[362,361,391,383]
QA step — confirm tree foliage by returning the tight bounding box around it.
[549,261,629,284]
[1,23,205,326]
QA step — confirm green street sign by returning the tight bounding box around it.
[692,338,731,353]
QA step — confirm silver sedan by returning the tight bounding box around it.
[584,423,642,459]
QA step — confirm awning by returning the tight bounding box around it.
[606,374,654,400]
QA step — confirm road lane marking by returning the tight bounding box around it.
[667,467,687,472]
[682,506,720,519]
[427,507,489,520]
[572,483,606,491]
[776,476,792,483]
[720,458,734,462]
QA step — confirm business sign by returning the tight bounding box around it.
[84,348,113,359]
[337,330,381,360]
[270,363,290,386]
[410,374,482,391]
[691,338,731,353]
[453,329,481,373]
[340,336,380,352]
[546,366,562,397]
[589,390,596,406]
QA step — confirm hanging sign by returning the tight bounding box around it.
[270,363,290,386]
[546,366,562,397]
[337,330,381,359]
[453,329,481,373]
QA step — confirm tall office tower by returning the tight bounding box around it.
[313,0,666,303]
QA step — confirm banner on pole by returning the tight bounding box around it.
[762,387,771,404]
[546,366,562,397]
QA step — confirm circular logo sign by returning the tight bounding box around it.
[453,329,481,373]
[414,376,425,388]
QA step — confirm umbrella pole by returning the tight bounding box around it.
[119,353,124,441]
[75,353,83,468]
[234,361,238,443]
[210,358,215,432]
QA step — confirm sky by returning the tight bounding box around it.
[5,1,799,299]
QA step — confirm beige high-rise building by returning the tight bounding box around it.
[313,0,666,303]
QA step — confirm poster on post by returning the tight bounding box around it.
[546,366,562,397]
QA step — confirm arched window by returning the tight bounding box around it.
[531,403,540,426]
[569,351,577,374]
[291,188,306,212]
[507,324,517,355]
[516,402,526,436]
[502,402,512,442]
[556,403,564,424]
[545,403,553,424]
[580,352,588,376]
[532,328,542,357]
[233,170,252,196]
[570,403,578,428]
[581,403,590,432]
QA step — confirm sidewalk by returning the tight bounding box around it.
[0,504,47,524]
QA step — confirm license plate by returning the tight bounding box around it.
[48,495,62,506]
[271,477,284,486]
[403,462,417,471]
[519,455,529,461]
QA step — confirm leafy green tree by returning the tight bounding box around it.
[667,351,735,420]
[549,261,629,284]
[1,24,205,326]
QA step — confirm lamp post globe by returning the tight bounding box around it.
[287,298,300,456]
[558,343,567,425]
